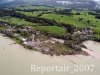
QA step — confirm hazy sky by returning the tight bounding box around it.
[0,0,100,1]
[1,0,100,2]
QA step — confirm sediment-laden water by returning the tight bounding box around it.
[0,34,100,75]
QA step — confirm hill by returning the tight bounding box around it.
[0,0,100,9]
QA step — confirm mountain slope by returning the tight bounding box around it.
[0,0,100,9]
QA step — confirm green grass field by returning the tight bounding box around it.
[0,16,39,26]
[40,11,100,40]
[0,16,66,37]
[41,13,100,27]
[0,27,5,31]
[35,26,66,37]
[0,16,47,29]
[40,12,100,34]
[15,5,55,10]
[16,11,42,17]
[15,7,100,32]
[1,8,100,40]
[15,10,100,40]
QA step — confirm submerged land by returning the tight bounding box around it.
[0,5,100,56]
[0,33,100,75]
[0,4,100,75]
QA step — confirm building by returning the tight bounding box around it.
[80,27,94,40]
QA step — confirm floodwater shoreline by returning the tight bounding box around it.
[0,34,100,75]
[0,33,89,56]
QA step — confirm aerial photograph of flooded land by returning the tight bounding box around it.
[0,0,100,75]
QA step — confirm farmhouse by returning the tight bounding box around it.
[23,34,40,47]
[79,27,93,40]
[3,28,15,35]
[0,22,9,27]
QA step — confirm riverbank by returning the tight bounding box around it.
[0,34,100,75]
[82,41,100,60]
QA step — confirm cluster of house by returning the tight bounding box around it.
[1,22,41,47]
[75,27,94,40]
[0,21,95,55]
[23,34,40,47]
[0,21,52,52]
[0,21,11,28]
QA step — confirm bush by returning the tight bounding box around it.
[94,34,100,42]
[95,15,100,19]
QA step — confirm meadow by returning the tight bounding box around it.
[16,11,42,17]
[1,6,100,40]
[15,5,55,10]
[17,10,100,32]
[41,12,100,28]
[0,16,33,25]
[40,11,100,40]
[0,16,66,37]
[35,26,66,37]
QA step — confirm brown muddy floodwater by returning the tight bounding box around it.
[0,34,100,75]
